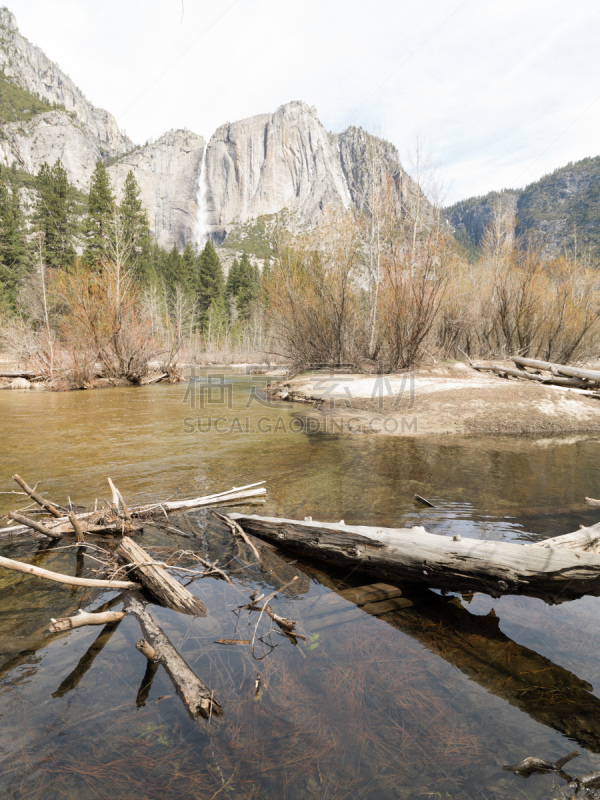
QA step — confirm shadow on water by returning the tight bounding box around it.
[1,377,600,797]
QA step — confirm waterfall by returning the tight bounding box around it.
[194,143,209,247]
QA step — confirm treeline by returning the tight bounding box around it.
[0,158,264,386]
[265,189,600,371]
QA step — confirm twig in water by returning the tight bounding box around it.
[212,511,261,560]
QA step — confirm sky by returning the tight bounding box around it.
[5,0,600,204]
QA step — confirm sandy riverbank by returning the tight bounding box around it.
[267,362,600,436]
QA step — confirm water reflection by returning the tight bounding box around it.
[1,378,600,798]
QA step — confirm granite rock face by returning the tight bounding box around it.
[108,130,206,250]
[0,7,417,250]
[0,111,110,191]
[203,101,353,241]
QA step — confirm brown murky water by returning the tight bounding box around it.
[1,372,600,799]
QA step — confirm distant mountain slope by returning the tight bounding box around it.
[0,7,131,155]
[446,157,600,260]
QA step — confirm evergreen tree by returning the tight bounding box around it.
[85,160,115,263]
[235,252,259,318]
[120,170,148,257]
[180,242,198,297]
[225,257,240,299]
[196,239,224,326]
[35,159,75,270]
[0,171,30,308]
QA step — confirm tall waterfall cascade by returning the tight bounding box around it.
[194,144,209,247]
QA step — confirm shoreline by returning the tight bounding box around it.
[267,362,600,437]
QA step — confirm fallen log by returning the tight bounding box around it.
[1,477,267,541]
[117,536,207,616]
[146,482,266,512]
[125,595,222,719]
[513,356,600,384]
[48,609,126,633]
[537,522,600,553]
[229,514,600,601]
[0,554,139,590]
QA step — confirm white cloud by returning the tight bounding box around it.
[6,0,600,202]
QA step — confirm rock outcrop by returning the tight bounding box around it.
[108,130,205,250]
[0,110,110,191]
[203,101,352,241]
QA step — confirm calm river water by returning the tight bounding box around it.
[1,371,600,799]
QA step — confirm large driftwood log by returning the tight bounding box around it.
[539,523,600,553]
[117,536,207,616]
[0,554,139,589]
[229,514,600,601]
[125,595,222,719]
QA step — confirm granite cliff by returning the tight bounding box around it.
[0,7,413,250]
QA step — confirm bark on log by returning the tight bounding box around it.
[117,536,207,616]
[125,595,222,719]
[229,514,600,601]
[48,609,126,632]
[0,554,140,589]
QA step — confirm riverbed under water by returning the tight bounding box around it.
[1,372,600,799]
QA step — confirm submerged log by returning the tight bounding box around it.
[230,514,600,601]
[125,595,222,719]
[117,536,207,616]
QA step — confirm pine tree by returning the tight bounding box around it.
[120,170,148,257]
[35,159,75,270]
[0,171,30,308]
[225,257,240,299]
[197,239,224,326]
[235,252,259,318]
[180,242,198,297]
[85,160,115,263]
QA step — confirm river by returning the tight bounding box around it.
[1,371,600,799]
